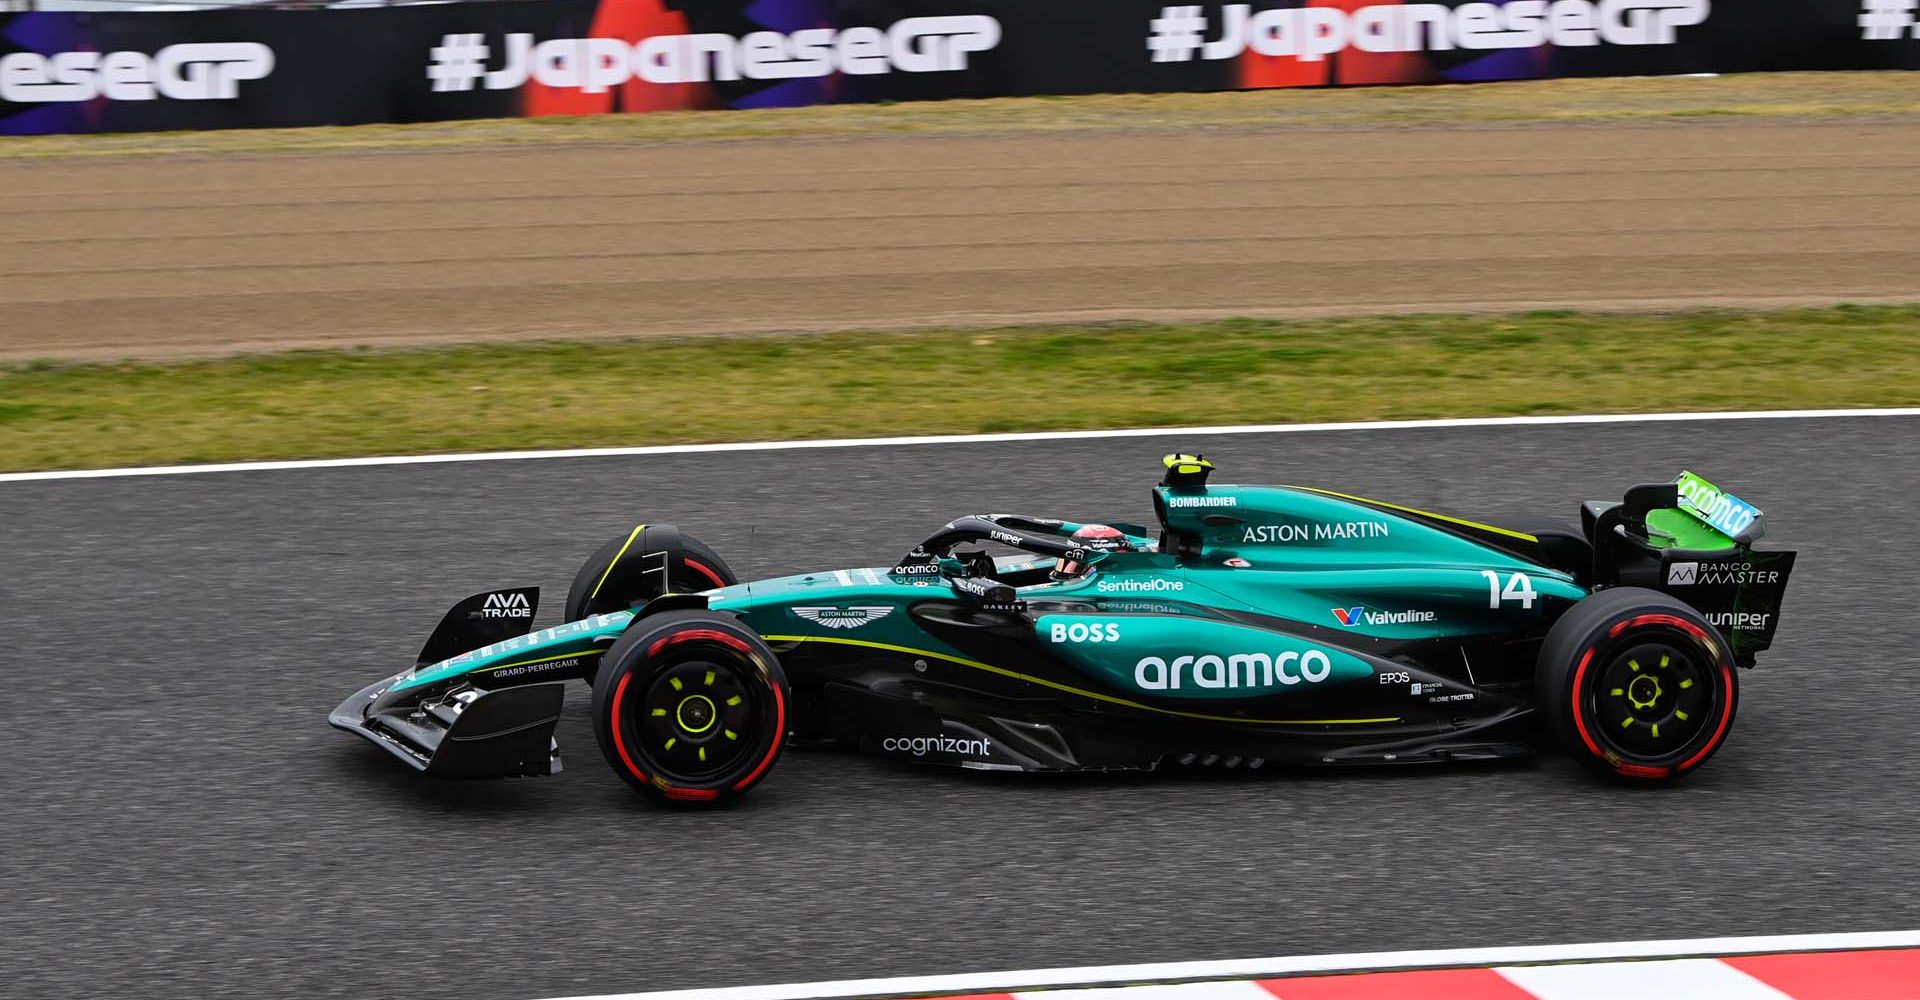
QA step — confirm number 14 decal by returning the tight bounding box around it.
[1480,570,1538,609]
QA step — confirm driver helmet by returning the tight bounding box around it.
[1054,523,1131,580]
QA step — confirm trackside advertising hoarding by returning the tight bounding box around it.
[2,0,1917,135]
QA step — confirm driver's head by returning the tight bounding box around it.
[1054,524,1131,579]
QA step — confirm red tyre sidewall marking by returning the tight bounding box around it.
[1610,613,1703,640]
[634,623,782,796]
[649,628,751,658]
[1678,663,1738,772]
[683,558,727,589]
[1617,613,1734,771]
[1568,647,1607,761]
[733,680,786,792]
[608,672,652,783]
[1581,613,1729,777]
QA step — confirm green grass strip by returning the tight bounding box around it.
[3,71,1918,160]
[2,305,1917,473]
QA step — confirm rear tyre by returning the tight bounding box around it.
[591,610,788,804]
[1536,587,1739,783]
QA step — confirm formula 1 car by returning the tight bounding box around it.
[331,456,1795,802]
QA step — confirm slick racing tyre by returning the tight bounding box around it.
[1536,587,1739,783]
[564,527,737,622]
[591,611,788,805]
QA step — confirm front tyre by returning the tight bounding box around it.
[1536,587,1739,783]
[563,526,738,623]
[591,611,788,804]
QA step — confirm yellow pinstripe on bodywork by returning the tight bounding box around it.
[588,524,647,601]
[1285,486,1539,543]
[761,633,1397,726]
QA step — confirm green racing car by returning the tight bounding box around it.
[331,455,1795,803]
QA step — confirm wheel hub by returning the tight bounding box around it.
[676,694,717,733]
[1627,674,1662,712]
[1591,640,1714,756]
[633,658,756,779]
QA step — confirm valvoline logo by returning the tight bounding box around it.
[1331,605,1438,627]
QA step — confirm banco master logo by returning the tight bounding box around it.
[1147,0,1709,63]
[0,44,274,103]
[1333,606,1436,627]
[1669,561,1780,587]
[1135,649,1332,690]
[477,592,533,618]
[427,17,999,93]
[793,606,894,629]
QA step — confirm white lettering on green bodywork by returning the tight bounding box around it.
[1037,615,1374,700]
[392,611,632,692]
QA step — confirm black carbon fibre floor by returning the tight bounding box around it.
[2,416,1915,1000]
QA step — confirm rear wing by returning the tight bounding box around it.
[1585,477,1794,665]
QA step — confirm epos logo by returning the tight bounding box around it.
[0,44,274,103]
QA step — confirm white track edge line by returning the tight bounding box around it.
[4,408,1918,485]
[540,930,1920,1000]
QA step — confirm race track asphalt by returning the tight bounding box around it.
[2,416,1916,1000]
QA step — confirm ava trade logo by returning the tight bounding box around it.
[1332,605,1437,627]
[476,592,533,618]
